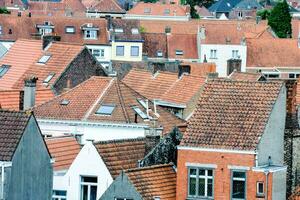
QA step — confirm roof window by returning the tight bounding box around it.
[0,65,10,78]
[95,104,115,115]
[137,98,147,108]
[43,72,55,83]
[132,106,148,119]
[38,55,51,64]
[60,99,70,105]
[157,50,163,57]
[65,26,75,34]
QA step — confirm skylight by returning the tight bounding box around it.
[137,98,147,108]
[60,99,70,105]
[0,65,10,78]
[43,72,55,83]
[95,104,115,115]
[38,55,51,64]
[175,50,183,55]
[132,106,148,119]
[115,28,124,33]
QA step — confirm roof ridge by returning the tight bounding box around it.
[125,163,174,173]
[94,136,146,145]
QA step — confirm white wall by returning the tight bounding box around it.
[85,45,112,69]
[37,120,146,144]
[111,41,143,62]
[200,44,247,77]
[53,142,114,199]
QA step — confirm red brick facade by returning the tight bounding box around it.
[176,149,273,200]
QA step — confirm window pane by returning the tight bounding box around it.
[208,170,213,177]
[116,46,124,56]
[198,178,205,196]
[207,178,213,197]
[233,171,245,179]
[190,168,196,175]
[199,169,205,176]
[189,177,196,195]
[232,180,245,198]
[131,46,139,56]
[90,185,97,200]
[81,185,88,200]
[82,176,98,183]
[95,105,115,115]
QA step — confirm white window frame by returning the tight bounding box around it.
[210,49,217,59]
[116,46,124,56]
[39,28,53,36]
[52,190,67,200]
[231,170,246,200]
[80,176,98,200]
[130,46,139,57]
[256,182,264,196]
[65,26,75,34]
[232,50,239,58]
[84,30,97,39]
[188,167,214,198]
[175,50,183,56]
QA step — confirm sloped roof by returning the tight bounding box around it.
[34,76,184,134]
[83,0,125,12]
[142,33,167,58]
[181,79,283,150]
[111,19,143,41]
[233,0,263,10]
[181,62,216,77]
[127,2,188,16]
[125,164,176,200]
[167,34,198,59]
[229,71,265,81]
[123,68,206,105]
[0,109,31,161]
[0,39,84,91]
[209,0,242,12]
[195,6,214,17]
[289,186,300,200]
[246,38,300,68]
[94,137,146,179]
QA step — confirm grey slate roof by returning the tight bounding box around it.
[233,0,263,10]
[0,110,31,161]
[209,0,242,12]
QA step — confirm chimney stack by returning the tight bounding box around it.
[207,72,219,79]
[23,76,38,110]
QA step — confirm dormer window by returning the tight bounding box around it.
[38,55,51,64]
[131,28,139,34]
[164,9,170,15]
[0,65,10,78]
[43,72,55,83]
[115,28,124,33]
[81,23,99,40]
[175,50,183,56]
[36,21,54,36]
[65,26,75,34]
[144,8,151,14]
[157,50,163,57]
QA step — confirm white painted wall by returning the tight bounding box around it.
[200,44,247,77]
[85,45,112,69]
[53,142,114,199]
[111,41,143,62]
[37,119,146,144]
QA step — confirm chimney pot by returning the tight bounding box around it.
[23,76,38,110]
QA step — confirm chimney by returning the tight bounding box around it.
[207,72,219,79]
[198,25,206,40]
[203,54,207,63]
[42,35,61,50]
[23,76,38,110]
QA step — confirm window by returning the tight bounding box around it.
[116,46,124,56]
[95,104,115,115]
[256,182,264,197]
[38,55,51,64]
[65,26,75,34]
[137,98,147,108]
[231,171,246,200]
[210,49,217,59]
[80,176,97,200]
[39,28,52,36]
[188,168,213,198]
[52,190,67,200]
[238,11,243,18]
[175,50,183,56]
[0,65,10,78]
[43,72,55,83]
[84,30,97,39]
[264,73,280,78]
[164,9,170,15]
[232,50,239,58]
[157,50,163,57]
[289,73,300,79]
[144,8,151,14]
[92,49,104,57]
[60,99,70,106]
[0,26,2,35]
[115,28,124,33]
[131,28,139,34]
[131,46,139,56]
[132,106,148,119]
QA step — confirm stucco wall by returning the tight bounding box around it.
[85,44,112,65]
[111,41,143,62]
[7,116,53,200]
[272,169,287,200]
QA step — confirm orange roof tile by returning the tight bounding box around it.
[83,0,124,12]
[181,62,216,77]
[125,164,176,200]
[123,68,206,105]
[167,34,198,59]
[127,2,189,17]
[247,38,300,68]
[95,138,146,179]
[45,136,81,171]
[289,186,300,200]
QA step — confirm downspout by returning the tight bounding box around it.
[264,171,269,200]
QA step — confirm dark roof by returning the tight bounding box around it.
[142,33,167,58]
[94,137,146,179]
[233,0,263,10]
[209,0,242,12]
[111,19,143,41]
[0,110,31,161]
[125,164,176,200]
[181,79,283,151]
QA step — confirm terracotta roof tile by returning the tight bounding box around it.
[229,71,265,81]
[142,33,167,58]
[246,38,300,68]
[0,109,31,161]
[123,68,206,105]
[167,34,198,59]
[111,19,142,41]
[127,2,189,17]
[83,0,124,12]
[289,186,300,200]
[181,62,216,77]
[45,136,81,171]
[125,164,176,200]
[95,137,146,178]
[181,79,283,150]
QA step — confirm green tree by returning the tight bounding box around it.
[0,7,10,14]
[268,0,292,38]
[256,9,271,20]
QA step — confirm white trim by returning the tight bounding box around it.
[178,146,257,155]
[228,165,250,171]
[185,162,217,169]
[252,165,287,173]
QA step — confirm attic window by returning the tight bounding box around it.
[115,28,124,33]
[65,26,75,34]
[43,72,55,83]
[164,9,170,15]
[38,55,51,64]
[95,104,115,115]
[60,99,70,105]
[0,65,10,78]
[157,50,163,57]
[175,50,183,55]
[144,8,151,14]
[132,106,148,119]
[131,28,139,34]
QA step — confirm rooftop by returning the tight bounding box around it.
[83,0,125,12]
[229,71,265,81]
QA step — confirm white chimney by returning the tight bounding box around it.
[23,76,38,110]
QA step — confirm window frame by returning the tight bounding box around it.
[130,46,139,57]
[175,50,183,56]
[256,181,264,197]
[231,170,247,200]
[43,72,55,83]
[116,46,125,56]
[232,50,239,59]
[38,55,51,64]
[0,65,10,78]
[80,176,98,200]
[65,26,75,34]
[95,104,116,115]
[210,49,217,59]
[132,105,148,119]
[52,190,67,200]
[84,30,97,39]
[187,167,214,199]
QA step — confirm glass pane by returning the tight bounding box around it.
[233,171,245,178]
[199,169,205,176]
[189,177,196,195]
[208,170,213,177]
[198,178,205,196]
[189,168,196,175]
[81,185,88,200]
[232,180,245,199]
[90,186,97,200]
[82,176,97,183]
[96,105,115,115]
[207,178,213,197]
[258,182,264,193]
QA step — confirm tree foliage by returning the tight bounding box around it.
[0,7,10,14]
[268,0,292,38]
[256,9,271,20]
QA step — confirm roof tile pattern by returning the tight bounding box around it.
[0,110,31,161]
[181,80,283,150]
[45,136,81,171]
[126,164,176,200]
[83,0,124,12]
[95,138,146,178]
[229,71,264,81]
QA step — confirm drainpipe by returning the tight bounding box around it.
[264,170,269,200]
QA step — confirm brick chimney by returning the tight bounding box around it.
[23,76,38,110]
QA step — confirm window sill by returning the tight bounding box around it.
[256,194,265,198]
[186,197,214,200]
